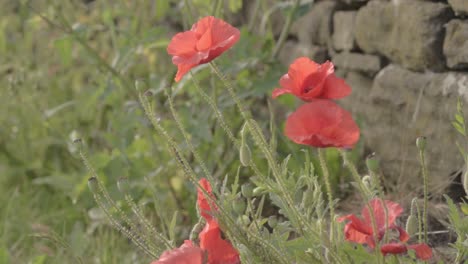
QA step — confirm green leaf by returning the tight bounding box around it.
[452,121,466,136]
[54,36,73,67]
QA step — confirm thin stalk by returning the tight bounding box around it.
[164,89,215,184]
[318,148,334,245]
[247,0,262,32]
[270,0,301,60]
[124,194,173,249]
[418,149,429,243]
[340,150,383,264]
[206,63,344,262]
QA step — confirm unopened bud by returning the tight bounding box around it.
[239,144,251,166]
[239,123,251,166]
[241,183,254,198]
[233,197,246,214]
[463,169,468,197]
[268,216,278,228]
[135,80,146,92]
[416,136,426,151]
[88,177,99,194]
[405,215,418,236]
[117,177,130,194]
[239,215,250,225]
[253,186,266,196]
[366,153,380,173]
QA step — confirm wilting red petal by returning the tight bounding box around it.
[381,243,408,256]
[199,220,240,264]
[338,214,373,244]
[395,226,410,243]
[284,100,360,148]
[362,199,404,231]
[272,57,350,101]
[151,240,204,264]
[197,178,217,221]
[408,243,432,260]
[381,243,432,260]
[167,16,240,82]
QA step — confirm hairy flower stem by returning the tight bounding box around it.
[207,63,343,262]
[418,149,429,243]
[164,89,215,185]
[318,149,335,245]
[340,150,383,264]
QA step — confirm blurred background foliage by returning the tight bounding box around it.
[0,0,361,263]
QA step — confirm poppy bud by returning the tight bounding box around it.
[366,153,380,173]
[416,136,426,151]
[233,197,246,214]
[117,177,130,194]
[463,169,468,198]
[135,80,146,92]
[239,215,250,225]
[253,186,266,197]
[405,215,418,237]
[361,175,373,196]
[88,177,99,194]
[239,123,251,166]
[241,183,254,198]
[268,216,278,228]
[239,144,251,167]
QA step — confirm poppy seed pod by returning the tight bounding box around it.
[241,183,254,198]
[416,136,427,151]
[88,177,99,194]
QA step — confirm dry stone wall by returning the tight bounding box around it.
[280,0,468,194]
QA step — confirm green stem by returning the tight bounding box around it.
[419,149,429,243]
[318,148,334,245]
[340,150,383,264]
[270,0,301,60]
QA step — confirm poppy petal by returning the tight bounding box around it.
[322,75,352,99]
[199,220,240,264]
[197,178,217,221]
[152,240,204,264]
[167,16,240,82]
[362,199,404,231]
[380,243,407,256]
[408,243,432,260]
[284,100,360,148]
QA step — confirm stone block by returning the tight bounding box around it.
[362,64,468,194]
[444,19,468,69]
[332,52,383,76]
[448,0,468,16]
[332,11,358,51]
[291,1,339,46]
[354,0,453,71]
[278,41,328,66]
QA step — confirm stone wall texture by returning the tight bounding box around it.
[279,0,468,195]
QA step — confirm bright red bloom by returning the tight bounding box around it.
[338,199,409,248]
[197,178,217,221]
[284,100,360,148]
[167,16,240,82]
[272,57,351,101]
[199,220,240,264]
[381,242,432,260]
[150,240,205,264]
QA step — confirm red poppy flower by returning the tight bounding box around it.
[381,242,432,260]
[199,220,240,264]
[197,178,217,221]
[338,199,409,248]
[284,100,360,148]
[151,240,205,264]
[167,16,240,82]
[272,57,351,101]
